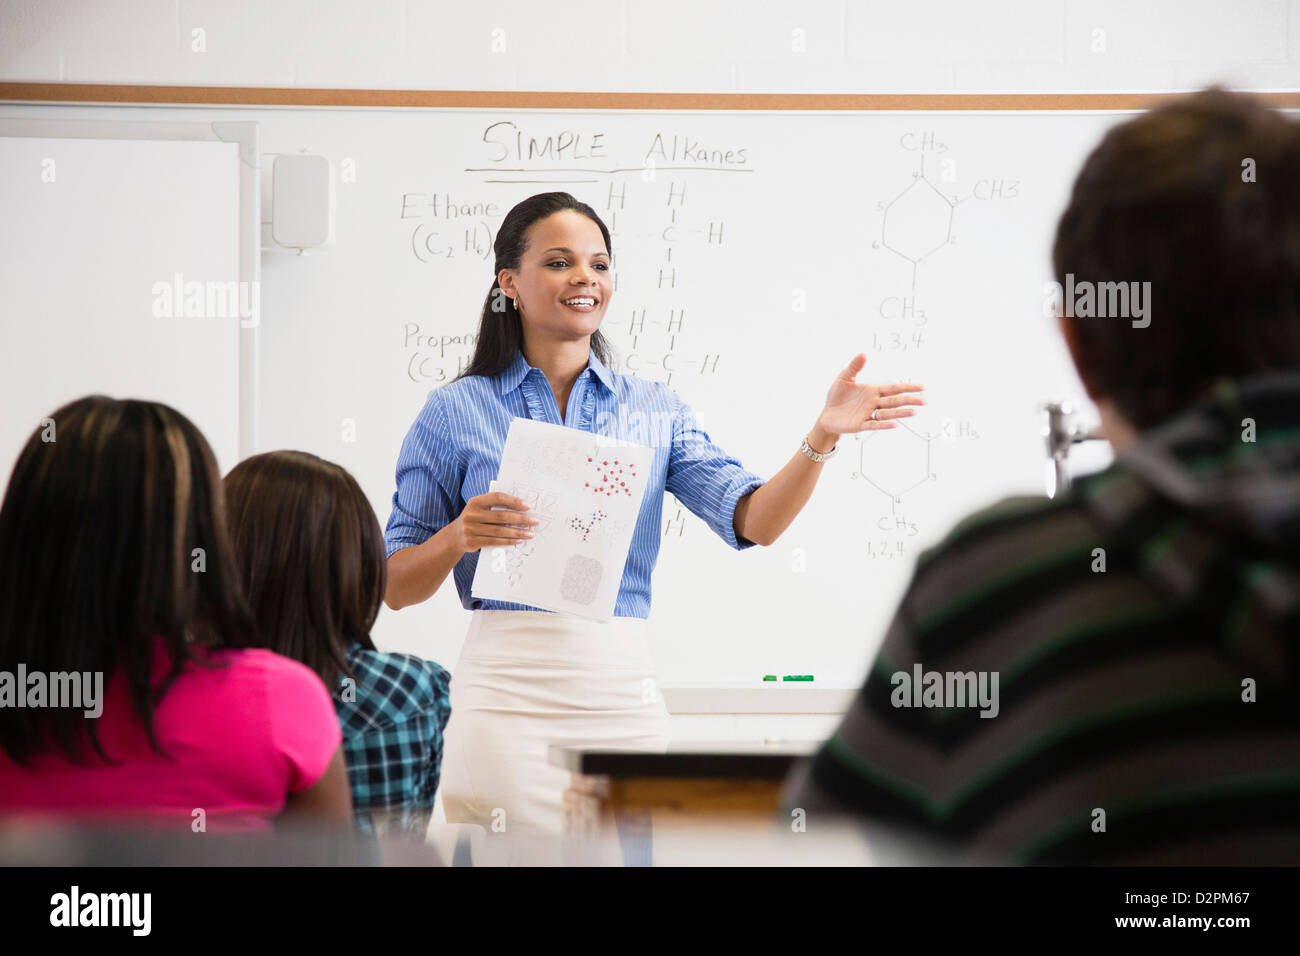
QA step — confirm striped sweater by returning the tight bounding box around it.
[783,370,1300,864]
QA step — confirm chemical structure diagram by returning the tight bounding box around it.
[603,180,727,389]
[876,152,962,297]
[872,132,1021,322]
[400,172,737,389]
[851,421,938,514]
[613,306,721,387]
[663,501,688,539]
[569,508,609,542]
[849,416,980,559]
[604,180,726,290]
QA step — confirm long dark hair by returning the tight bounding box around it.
[456,191,616,382]
[223,451,385,689]
[0,396,257,765]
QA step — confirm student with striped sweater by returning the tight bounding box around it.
[784,87,1300,865]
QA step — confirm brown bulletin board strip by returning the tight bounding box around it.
[1,83,1298,111]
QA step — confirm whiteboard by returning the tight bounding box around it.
[0,118,259,480]
[0,103,1133,686]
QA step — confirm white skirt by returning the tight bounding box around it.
[440,609,671,863]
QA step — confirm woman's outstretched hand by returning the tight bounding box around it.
[816,353,925,436]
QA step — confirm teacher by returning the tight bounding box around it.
[383,191,924,861]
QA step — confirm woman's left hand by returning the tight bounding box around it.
[816,353,926,435]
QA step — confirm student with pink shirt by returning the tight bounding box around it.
[0,396,352,832]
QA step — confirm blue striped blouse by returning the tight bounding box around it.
[384,345,767,619]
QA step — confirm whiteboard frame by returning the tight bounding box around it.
[0,117,261,458]
[0,82,1298,111]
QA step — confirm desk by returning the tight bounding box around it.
[549,740,817,864]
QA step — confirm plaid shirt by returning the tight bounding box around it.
[335,643,451,838]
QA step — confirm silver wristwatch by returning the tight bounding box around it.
[799,434,838,463]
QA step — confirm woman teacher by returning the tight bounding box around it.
[383,192,924,860]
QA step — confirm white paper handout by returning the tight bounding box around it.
[470,417,655,620]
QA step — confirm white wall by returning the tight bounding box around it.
[1,0,1297,93]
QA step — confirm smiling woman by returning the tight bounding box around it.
[380,191,924,861]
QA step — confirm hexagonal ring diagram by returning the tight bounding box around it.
[881,175,956,290]
[852,422,937,505]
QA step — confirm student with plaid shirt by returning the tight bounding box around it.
[225,451,451,837]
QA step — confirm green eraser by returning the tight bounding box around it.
[782,675,814,681]
[763,675,777,681]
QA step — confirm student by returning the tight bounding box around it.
[783,88,1300,865]
[383,190,926,858]
[0,397,351,831]
[224,451,451,838]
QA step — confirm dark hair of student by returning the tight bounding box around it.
[223,451,385,690]
[0,396,257,765]
[456,191,616,382]
[1052,87,1300,431]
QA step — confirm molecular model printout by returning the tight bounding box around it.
[470,418,654,620]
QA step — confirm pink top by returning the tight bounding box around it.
[0,638,342,832]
